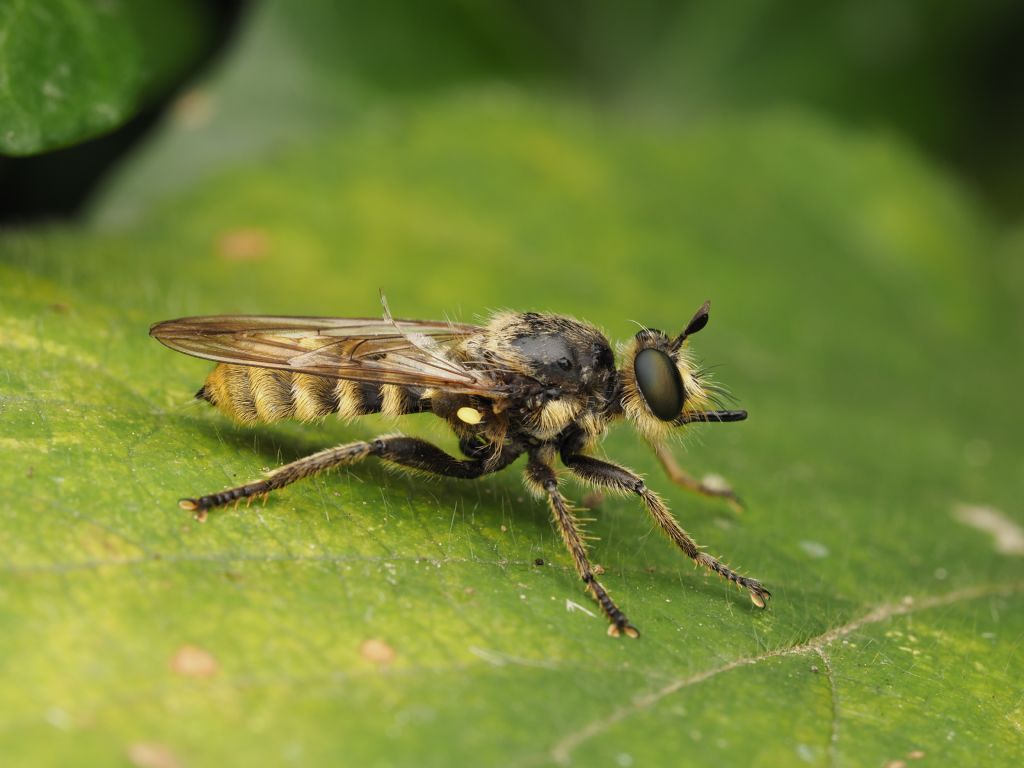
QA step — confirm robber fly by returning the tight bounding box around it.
[150,299,769,637]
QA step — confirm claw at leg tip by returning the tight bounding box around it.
[750,590,769,609]
[179,498,209,522]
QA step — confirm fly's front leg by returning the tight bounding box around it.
[181,436,519,518]
[525,460,639,638]
[562,451,770,608]
[650,440,743,511]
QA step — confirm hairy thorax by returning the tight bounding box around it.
[451,312,619,446]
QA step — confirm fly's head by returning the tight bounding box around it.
[619,301,746,443]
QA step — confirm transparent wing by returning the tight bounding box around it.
[150,315,506,395]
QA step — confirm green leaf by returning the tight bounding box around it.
[0,0,208,155]
[90,0,1024,227]
[2,91,1022,766]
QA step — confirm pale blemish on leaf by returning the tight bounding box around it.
[799,540,830,559]
[170,644,219,678]
[127,742,183,768]
[952,504,1024,555]
[218,228,271,262]
[360,638,396,665]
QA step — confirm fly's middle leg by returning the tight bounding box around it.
[525,460,639,638]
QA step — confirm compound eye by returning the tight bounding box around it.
[634,348,685,421]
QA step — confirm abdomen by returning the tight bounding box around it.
[197,364,423,423]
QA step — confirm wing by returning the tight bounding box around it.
[150,315,507,396]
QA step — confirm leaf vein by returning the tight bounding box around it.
[546,581,1024,765]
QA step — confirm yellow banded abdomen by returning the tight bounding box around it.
[196,364,413,424]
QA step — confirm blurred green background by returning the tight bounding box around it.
[2,2,1023,767]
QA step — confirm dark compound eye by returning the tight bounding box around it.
[634,348,685,420]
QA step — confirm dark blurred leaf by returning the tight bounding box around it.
[0,0,209,155]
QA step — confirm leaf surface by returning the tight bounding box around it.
[2,8,1023,768]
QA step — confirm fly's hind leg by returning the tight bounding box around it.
[179,440,378,518]
[525,460,639,638]
[650,440,743,511]
[181,435,520,518]
[562,451,770,609]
